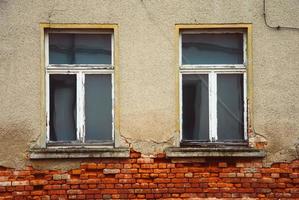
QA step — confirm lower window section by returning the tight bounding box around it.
[182,73,245,143]
[50,74,77,141]
[85,74,112,141]
[48,73,113,143]
[217,74,244,141]
[182,74,209,141]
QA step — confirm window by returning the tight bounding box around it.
[180,28,248,145]
[45,29,114,145]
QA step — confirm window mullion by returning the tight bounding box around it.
[209,72,218,142]
[82,73,86,143]
[76,72,85,142]
[243,72,248,140]
[46,73,50,142]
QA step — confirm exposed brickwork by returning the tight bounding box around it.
[0,150,299,199]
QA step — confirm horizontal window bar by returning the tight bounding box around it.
[46,69,114,74]
[180,64,246,69]
[180,69,246,74]
[181,141,248,146]
[47,141,114,147]
[181,29,246,34]
[47,64,113,69]
[47,30,113,34]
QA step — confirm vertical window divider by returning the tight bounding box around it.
[46,73,50,142]
[243,72,248,140]
[111,72,115,142]
[45,32,50,143]
[209,72,218,142]
[81,73,86,143]
[76,72,85,142]
[179,72,183,142]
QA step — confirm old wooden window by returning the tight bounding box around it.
[180,29,247,145]
[45,29,114,145]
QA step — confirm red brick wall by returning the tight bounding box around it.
[0,151,299,199]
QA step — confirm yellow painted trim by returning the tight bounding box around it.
[175,23,254,140]
[40,23,120,146]
[246,24,253,132]
[113,25,120,142]
[174,26,180,133]
[175,23,252,29]
[40,25,46,147]
[40,23,118,29]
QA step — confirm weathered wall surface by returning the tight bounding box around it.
[1,152,299,199]
[0,0,298,169]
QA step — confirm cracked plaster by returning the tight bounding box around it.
[0,0,298,169]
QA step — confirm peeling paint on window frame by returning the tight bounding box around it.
[176,24,253,146]
[40,24,119,147]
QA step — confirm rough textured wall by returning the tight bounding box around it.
[0,0,298,169]
[0,151,299,199]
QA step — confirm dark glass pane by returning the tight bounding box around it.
[217,74,244,141]
[85,74,112,141]
[50,74,76,141]
[49,33,111,64]
[182,74,209,141]
[182,33,243,65]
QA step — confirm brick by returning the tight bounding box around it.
[153,169,169,173]
[134,188,152,193]
[67,189,83,195]
[152,188,168,193]
[172,178,188,183]
[119,178,135,184]
[171,168,188,173]
[103,168,120,174]
[271,173,280,178]
[218,162,228,168]
[106,164,123,169]
[219,173,236,178]
[30,180,48,185]
[71,169,81,175]
[260,177,275,183]
[0,181,11,186]
[137,158,154,164]
[101,189,118,194]
[140,164,158,168]
[86,163,97,169]
[31,190,45,195]
[121,169,138,173]
[158,163,167,168]
[236,163,245,168]
[153,178,170,183]
[130,152,141,158]
[13,171,31,176]
[12,181,29,186]
[185,172,193,178]
[67,179,81,185]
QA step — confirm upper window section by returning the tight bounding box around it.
[181,32,244,65]
[49,33,112,65]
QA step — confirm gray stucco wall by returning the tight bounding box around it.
[0,0,298,169]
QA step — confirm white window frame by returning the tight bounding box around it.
[179,29,247,144]
[45,29,115,145]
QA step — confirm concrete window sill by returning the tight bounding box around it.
[29,147,130,159]
[165,147,265,158]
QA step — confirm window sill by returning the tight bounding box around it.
[165,147,265,158]
[29,146,130,159]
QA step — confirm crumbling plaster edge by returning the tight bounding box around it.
[29,147,130,159]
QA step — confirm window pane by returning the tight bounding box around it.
[182,33,243,65]
[85,74,112,141]
[50,74,77,141]
[217,74,244,141]
[182,74,209,141]
[49,33,112,64]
